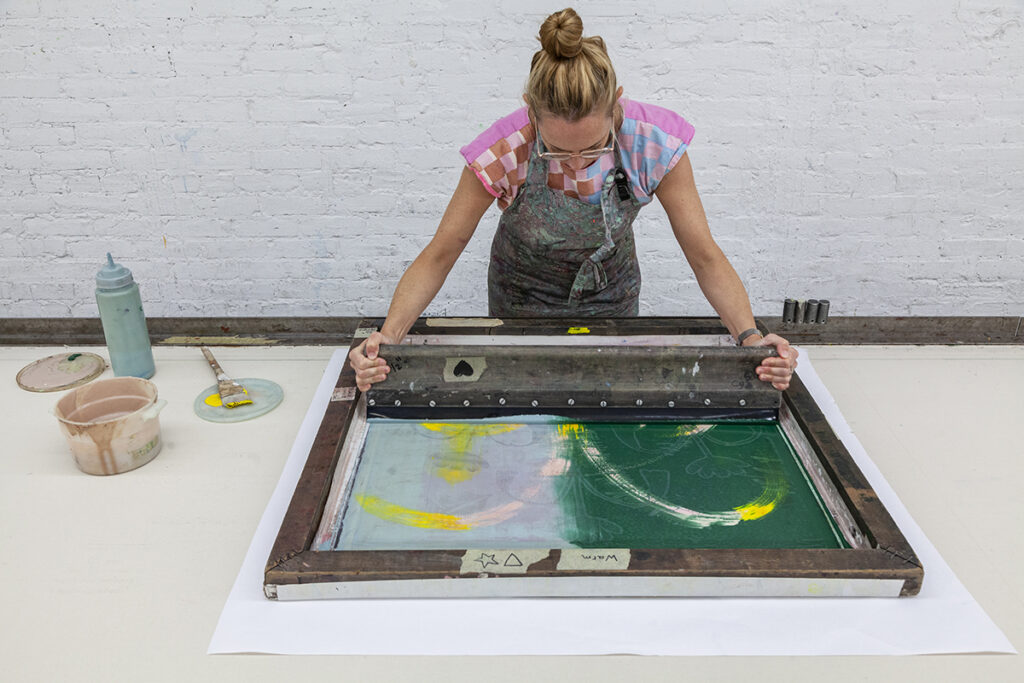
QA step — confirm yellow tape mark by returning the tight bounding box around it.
[159,336,278,346]
[567,327,590,334]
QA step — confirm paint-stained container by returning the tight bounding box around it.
[54,377,167,476]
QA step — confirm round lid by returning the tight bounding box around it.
[96,253,134,290]
[16,352,107,392]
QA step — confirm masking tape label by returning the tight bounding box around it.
[556,548,631,571]
[443,356,487,382]
[460,549,550,574]
[426,318,504,327]
[332,387,356,402]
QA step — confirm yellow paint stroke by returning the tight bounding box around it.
[420,422,524,484]
[557,423,585,439]
[355,495,534,531]
[733,466,787,520]
[355,494,471,530]
[567,327,590,334]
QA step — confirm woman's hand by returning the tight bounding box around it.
[349,331,396,392]
[749,333,798,391]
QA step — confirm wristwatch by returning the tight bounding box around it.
[736,327,762,346]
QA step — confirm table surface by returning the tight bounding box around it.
[1,344,1021,682]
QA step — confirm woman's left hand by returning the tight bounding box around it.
[749,333,798,391]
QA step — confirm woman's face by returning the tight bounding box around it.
[535,110,614,171]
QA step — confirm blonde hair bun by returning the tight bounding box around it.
[539,8,584,59]
[526,8,617,121]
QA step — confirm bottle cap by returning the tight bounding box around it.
[96,253,135,290]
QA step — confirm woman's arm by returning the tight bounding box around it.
[350,166,495,391]
[377,166,496,341]
[654,152,797,389]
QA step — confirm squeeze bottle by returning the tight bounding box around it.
[95,253,156,379]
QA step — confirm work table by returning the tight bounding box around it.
[1,342,1020,681]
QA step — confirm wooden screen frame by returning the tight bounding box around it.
[264,317,922,599]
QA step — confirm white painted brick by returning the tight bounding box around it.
[37,100,110,123]
[4,150,42,169]
[0,52,28,72]
[6,125,75,146]
[1,2,40,19]
[38,150,111,170]
[173,99,250,123]
[0,78,63,98]
[192,0,269,19]
[1,2,1022,317]
[249,98,324,123]
[245,49,323,73]
[256,194,328,216]
[19,236,68,258]
[251,149,323,170]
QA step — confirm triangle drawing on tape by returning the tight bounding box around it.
[504,552,523,567]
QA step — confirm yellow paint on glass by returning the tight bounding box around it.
[420,422,524,484]
[355,494,471,530]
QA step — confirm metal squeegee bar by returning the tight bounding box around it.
[365,345,780,412]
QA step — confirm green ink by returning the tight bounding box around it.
[554,421,848,549]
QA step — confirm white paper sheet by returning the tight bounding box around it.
[208,349,1015,655]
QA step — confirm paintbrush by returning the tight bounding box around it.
[200,346,253,408]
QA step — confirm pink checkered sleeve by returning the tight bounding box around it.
[459,108,534,211]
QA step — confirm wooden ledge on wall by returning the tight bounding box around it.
[0,316,1020,347]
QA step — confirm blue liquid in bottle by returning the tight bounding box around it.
[95,253,156,379]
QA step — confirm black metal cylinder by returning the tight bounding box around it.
[804,299,820,324]
[816,299,830,323]
[783,299,797,323]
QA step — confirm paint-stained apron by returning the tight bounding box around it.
[487,137,643,317]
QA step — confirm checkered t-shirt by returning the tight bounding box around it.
[460,99,695,210]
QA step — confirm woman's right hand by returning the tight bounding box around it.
[349,331,395,392]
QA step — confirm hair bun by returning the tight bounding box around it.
[539,8,584,59]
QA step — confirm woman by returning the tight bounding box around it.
[351,8,797,391]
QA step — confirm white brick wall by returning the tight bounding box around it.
[1,0,1021,318]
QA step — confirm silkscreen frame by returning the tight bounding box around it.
[264,317,923,600]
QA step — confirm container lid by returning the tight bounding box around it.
[16,352,107,392]
[96,253,134,290]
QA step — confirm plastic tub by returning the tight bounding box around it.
[54,377,167,475]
